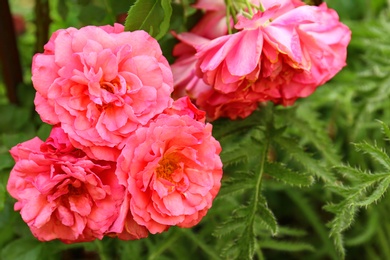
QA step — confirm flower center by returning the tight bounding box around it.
[156,155,179,182]
[100,77,120,94]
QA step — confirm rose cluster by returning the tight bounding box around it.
[7,24,222,243]
[172,0,351,120]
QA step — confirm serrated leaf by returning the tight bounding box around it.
[213,217,246,238]
[265,162,314,187]
[354,141,390,170]
[292,107,341,166]
[275,136,336,183]
[125,0,172,40]
[334,165,371,181]
[355,176,390,206]
[217,171,255,198]
[238,226,256,260]
[378,120,390,140]
[257,196,278,236]
[217,178,254,198]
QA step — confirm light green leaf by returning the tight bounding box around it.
[125,0,172,40]
[378,120,390,140]
[355,176,390,206]
[354,141,390,170]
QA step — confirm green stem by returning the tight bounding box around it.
[94,240,108,260]
[248,139,269,226]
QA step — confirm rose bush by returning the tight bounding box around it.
[32,24,173,161]
[6,126,125,243]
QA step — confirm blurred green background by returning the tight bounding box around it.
[2,0,390,259]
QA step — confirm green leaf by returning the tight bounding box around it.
[265,162,314,187]
[1,238,43,260]
[378,120,390,140]
[125,0,172,40]
[216,171,255,198]
[213,217,246,238]
[274,136,336,183]
[354,141,390,170]
[355,176,390,206]
[259,239,314,252]
[257,195,278,236]
[238,225,256,260]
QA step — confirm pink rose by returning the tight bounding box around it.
[7,126,126,243]
[116,107,223,234]
[162,96,206,123]
[193,2,350,119]
[32,24,173,160]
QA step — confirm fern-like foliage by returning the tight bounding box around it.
[325,121,390,259]
[212,104,316,259]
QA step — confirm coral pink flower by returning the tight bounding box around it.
[7,126,126,243]
[115,100,222,234]
[32,24,173,160]
[163,96,206,123]
[193,2,350,120]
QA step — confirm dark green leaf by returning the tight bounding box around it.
[259,239,314,252]
[125,0,172,40]
[257,195,278,235]
[275,136,336,183]
[265,162,314,187]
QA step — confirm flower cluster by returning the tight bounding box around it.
[7,24,222,243]
[172,0,351,120]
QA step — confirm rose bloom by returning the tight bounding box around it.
[191,1,351,120]
[32,24,173,161]
[115,99,223,234]
[6,126,127,243]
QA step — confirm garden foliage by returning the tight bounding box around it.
[1,0,390,259]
